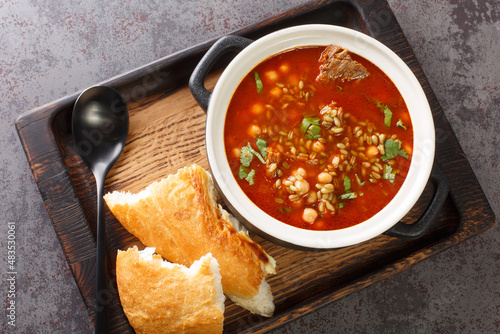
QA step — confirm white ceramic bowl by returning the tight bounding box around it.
[202,24,435,249]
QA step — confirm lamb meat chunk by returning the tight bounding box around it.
[316,45,369,83]
[265,146,282,178]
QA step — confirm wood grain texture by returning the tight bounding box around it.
[15,0,495,333]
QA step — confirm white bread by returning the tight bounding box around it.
[105,164,276,317]
[116,246,224,334]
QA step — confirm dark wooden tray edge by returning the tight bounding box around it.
[245,217,494,333]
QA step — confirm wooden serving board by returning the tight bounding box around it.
[16,0,495,333]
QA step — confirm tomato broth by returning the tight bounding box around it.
[224,46,413,231]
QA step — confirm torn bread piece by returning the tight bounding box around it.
[116,246,224,334]
[105,164,276,317]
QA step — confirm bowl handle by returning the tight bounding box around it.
[189,35,253,112]
[384,163,450,239]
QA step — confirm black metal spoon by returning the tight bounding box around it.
[72,86,129,334]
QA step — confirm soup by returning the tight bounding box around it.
[224,45,413,231]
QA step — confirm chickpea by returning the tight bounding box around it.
[404,143,413,155]
[302,208,318,224]
[366,145,379,158]
[290,198,303,210]
[295,167,307,178]
[233,147,241,159]
[312,140,325,152]
[315,220,325,229]
[247,124,261,137]
[294,179,310,195]
[306,191,317,204]
[279,63,290,74]
[265,70,279,82]
[317,172,333,184]
[251,103,265,115]
[269,87,282,98]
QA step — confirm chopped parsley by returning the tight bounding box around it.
[300,117,322,140]
[376,102,393,127]
[339,192,357,200]
[343,175,352,193]
[381,139,409,161]
[382,105,393,127]
[238,166,256,185]
[250,147,266,164]
[278,207,293,214]
[239,165,249,179]
[241,142,265,164]
[355,174,365,186]
[238,140,267,185]
[383,164,396,184]
[254,71,263,94]
[239,144,254,167]
[256,138,267,159]
[396,119,407,130]
[245,169,256,185]
[339,175,357,200]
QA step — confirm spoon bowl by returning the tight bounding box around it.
[72,86,129,333]
[73,86,129,172]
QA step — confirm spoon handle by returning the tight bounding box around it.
[95,174,110,334]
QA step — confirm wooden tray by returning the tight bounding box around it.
[16,0,495,333]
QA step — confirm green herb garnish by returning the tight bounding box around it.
[241,142,265,164]
[256,138,267,159]
[383,164,396,184]
[355,174,365,186]
[376,102,393,127]
[338,203,345,209]
[382,105,392,127]
[240,144,254,167]
[339,192,357,200]
[254,71,263,94]
[343,175,352,193]
[245,169,256,185]
[306,125,321,140]
[239,165,256,185]
[238,141,266,185]
[249,146,266,164]
[339,175,357,200]
[381,139,409,161]
[300,117,322,140]
[239,165,248,179]
[278,207,293,214]
[396,119,407,130]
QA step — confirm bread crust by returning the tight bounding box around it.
[116,246,224,334]
[105,164,275,301]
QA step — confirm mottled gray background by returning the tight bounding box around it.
[1,0,498,333]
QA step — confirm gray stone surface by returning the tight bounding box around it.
[1,0,498,333]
